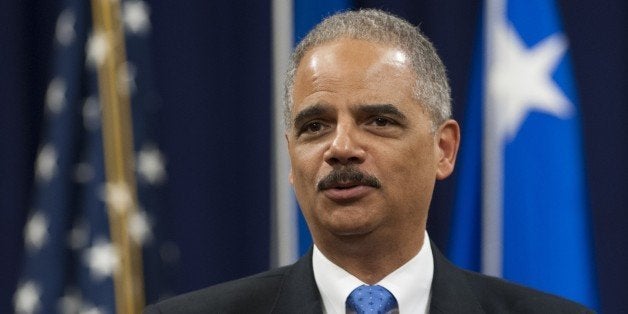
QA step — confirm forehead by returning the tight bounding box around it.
[302,38,408,69]
[293,38,416,110]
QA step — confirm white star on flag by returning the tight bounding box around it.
[118,61,137,95]
[129,209,153,245]
[481,0,575,277]
[159,241,181,265]
[35,144,58,182]
[82,96,101,131]
[13,281,41,314]
[46,77,67,114]
[80,303,106,314]
[123,1,151,35]
[86,31,108,68]
[57,288,82,314]
[24,211,48,252]
[68,219,89,250]
[137,144,167,185]
[55,8,76,46]
[83,239,120,281]
[73,161,95,184]
[486,0,572,141]
[102,182,133,213]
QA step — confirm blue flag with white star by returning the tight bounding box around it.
[14,1,173,313]
[449,0,598,309]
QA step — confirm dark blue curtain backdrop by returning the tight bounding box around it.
[1,1,626,313]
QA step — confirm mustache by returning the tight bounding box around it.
[317,167,381,191]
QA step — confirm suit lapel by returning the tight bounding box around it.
[429,242,485,313]
[271,249,323,314]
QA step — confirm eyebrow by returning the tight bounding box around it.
[357,104,407,122]
[292,103,408,128]
[293,103,330,128]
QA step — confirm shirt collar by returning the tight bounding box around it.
[312,232,434,314]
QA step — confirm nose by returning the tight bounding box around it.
[323,123,366,166]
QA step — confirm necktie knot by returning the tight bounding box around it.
[346,284,398,314]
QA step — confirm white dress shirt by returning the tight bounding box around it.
[312,231,434,314]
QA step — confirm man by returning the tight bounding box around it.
[146,9,592,313]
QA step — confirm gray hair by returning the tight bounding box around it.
[284,9,451,130]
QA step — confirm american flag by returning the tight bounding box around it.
[14,0,175,313]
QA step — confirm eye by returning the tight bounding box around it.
[298,121,326,135]
[307,121,323,132]
[370,117,394,127]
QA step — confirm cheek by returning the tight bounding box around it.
[383,140,436,189]
[291,144,326,187]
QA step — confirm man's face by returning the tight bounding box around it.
[286,38,458,244]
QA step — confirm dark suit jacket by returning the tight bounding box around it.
[145,243,592,313]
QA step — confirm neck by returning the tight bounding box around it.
[315,230,425,284]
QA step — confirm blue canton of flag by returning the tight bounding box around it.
[449,0,598,309]
[13,1,174,313]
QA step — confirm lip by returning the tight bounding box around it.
[322,185,374,202]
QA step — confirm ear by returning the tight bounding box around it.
[435,119,460,180]
[285,132,294,185]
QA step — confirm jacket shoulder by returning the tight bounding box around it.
[429,243,593,314]
[461,269,594,313]
[145,266,291,314]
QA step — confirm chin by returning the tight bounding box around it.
[326,220,379,237]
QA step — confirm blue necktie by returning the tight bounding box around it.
[346,284,399,314]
